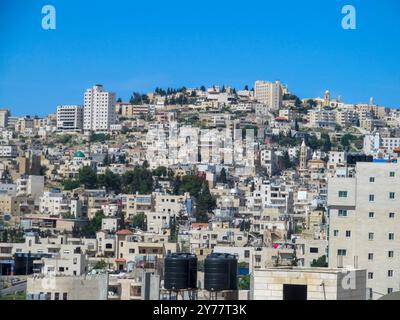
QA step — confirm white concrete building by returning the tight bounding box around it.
[0,145,18,158]
[39,190,70,216]
[0,109,9,128]
[83,85,117,132]
[260,149,278,176]
[254,80,283,110]
[56,105,83,132]
[328,162,400,299]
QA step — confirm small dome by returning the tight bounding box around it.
[74,151,85,158]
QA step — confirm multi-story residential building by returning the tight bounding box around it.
[83,85,117,132]
[115,103,150,118]
[145,212,170,234]
[16,116,35,134]
[121,193,153,218]
[259,149,278,176]
[39,190,68,215]
[153,192,191,216]
[307,109,336,128]
[254,80,283,110]
[0,145,18,158]
[56,105,83,132]
[0,109,10,128]
[246,177,294,214]
[328,162,400,299]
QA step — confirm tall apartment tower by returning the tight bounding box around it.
[328,162,400,299]
[254,80,283,110]
[83,85,116,132]
[0,109,10,128]
[57,105,83,132]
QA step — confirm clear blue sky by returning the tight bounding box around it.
[0,0,399,116]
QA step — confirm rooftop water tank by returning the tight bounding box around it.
[204,253,238,292]
[164,253,197,290]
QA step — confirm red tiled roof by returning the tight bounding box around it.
[191,223,209,229]
[116,229,133,236]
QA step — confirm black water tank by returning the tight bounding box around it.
[204,253,238,291]
[164,253,197,290]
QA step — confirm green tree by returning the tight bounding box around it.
[131,212,146,230]
[62,179,80,191]
[321,133,332,152]
[98,169,121,193]
[79,210,105,237]
[218,168,227,184]
[130,92,143,105]
[153,166,167,178]
[78,166,98,189]
[178,175,204,198]
[239,275,250,290]
[169,216,178,243]
[280,151,292,170]
[39,165,48,176]
[196,182,216,222]
[90,133,110,143]
[121,167,153,194]
[93,259,107,270]
[311,255,328,267]
[307,134,322,150]
[294,119,299,131]
[341,134,355,149]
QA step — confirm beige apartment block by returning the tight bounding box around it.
[328,162,400,299]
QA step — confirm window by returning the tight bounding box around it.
[388,288,394,294]
[333,230,339,237]
[338,191,348,198]
[368,272,374,279]
[389,233,395,240]
[129,249,135,254]
[244,250,250,258]
[369,177,375,182]
[338,209,348,217]
[390,171,395,177]
[310,247,319,253]
[368,233,374,240]
[346,230,351,238]
[388,251,394,258]
[389,212,395,218]
[369,212,375,218]
[388,270,393,277]
[54,292,60,300]
[337,249,347,256]
[63,292,68,300]
[368,253,373,261]
[369,194,375,202]
[389,192,396,200]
